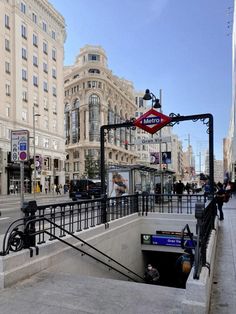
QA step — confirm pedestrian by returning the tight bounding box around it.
[56,184,61,195]
[144,264,160,284]
[176,249,194,287]
[185,182,191,194]
[9,184,14,194]
[175,180,185,200]
[63,184,68,194]
[45,181,49,194]
[216,182,225,221]
[203,180,210,199]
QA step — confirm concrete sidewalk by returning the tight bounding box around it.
[0,196,235,313]
[209,196,236,313]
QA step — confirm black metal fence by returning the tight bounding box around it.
[193,198,217,279]
[0,193,216,281]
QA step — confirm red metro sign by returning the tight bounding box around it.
[134,108,172,134]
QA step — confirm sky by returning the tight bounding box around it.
[50,0,233,166]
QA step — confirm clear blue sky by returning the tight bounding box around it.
[51,0,233,163]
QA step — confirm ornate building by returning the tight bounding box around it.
[64,45,138,181]
[0,0,66,194]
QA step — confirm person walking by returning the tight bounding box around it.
[216,182,225,221]
[175,180,185,200]
[56,184,61,195]
[144,264,160,284]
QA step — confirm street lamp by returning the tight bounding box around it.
[33,106,40,199]
[143,89,161,109]
[143,89,163,193]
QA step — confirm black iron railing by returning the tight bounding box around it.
[0,193,205,256]
[0,193,217,282]
[24,217,145,283]
[193,198,217,279]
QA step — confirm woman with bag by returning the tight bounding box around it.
[216,182,225,221]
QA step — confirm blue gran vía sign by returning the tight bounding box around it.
[141,233,196,248]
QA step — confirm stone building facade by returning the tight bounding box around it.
[64,45,138,181]
[0,0,66,194]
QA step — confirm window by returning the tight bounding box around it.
[44,116,49,129]
[22,47,27,60]
[88,54,100,61]
[33,33,38,46]
[32,12,37,24]
[21,2,26,14]
[21,24,27,39]
[43,98,48,110]
[52,85,57,97]
[52,67,56,79]
[42,21,47,32]
[89,94,100,105]
[22,110,27,121]
[5,105,10,117]
[5,61,10,74]
[43,42,48,54]
[52,48,56,61]
[33,94,38,107]
[52,102,57,113]
[52,140,58,149]
[5,38,10,51]
[5,83,10,96]
[43,62,48,73]
[74,162,79,171]
[43,138,49,148]
[33,55,38,67]
[52,30,56,39]
[5,14,10,29]
[65,163,69,172]
[33,75,38,87]
[22,69,27,81]
[22,89,27,102]
[43,81,48,92]
[88,68,100,74]
[52,119,57,132]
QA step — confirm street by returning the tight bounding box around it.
[0,193,70,235]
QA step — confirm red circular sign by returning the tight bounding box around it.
[19,151,27,160]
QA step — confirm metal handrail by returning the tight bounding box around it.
[24,217,145,283]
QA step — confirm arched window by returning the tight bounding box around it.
[89,94,100,141]
[64,103,70,144]
[88,68,100,74]
[73,98,79,109]
[71,99,80,144]
[89,94,100,105]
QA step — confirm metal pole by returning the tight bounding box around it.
[208,116,214,194]
[33,106,36,199]
[100,126,105,195]
[159,89,163,193]
[20,161,24,208]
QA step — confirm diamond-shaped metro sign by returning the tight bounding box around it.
[134,109,172,134]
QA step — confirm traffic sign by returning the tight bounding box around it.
[134,109,172,134]
[11,130,29,162]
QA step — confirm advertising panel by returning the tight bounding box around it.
[108,170,130,197]
[150,152,172,164]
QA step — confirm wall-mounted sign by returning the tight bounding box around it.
[141,233,195,248]
[11,130,29,162]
